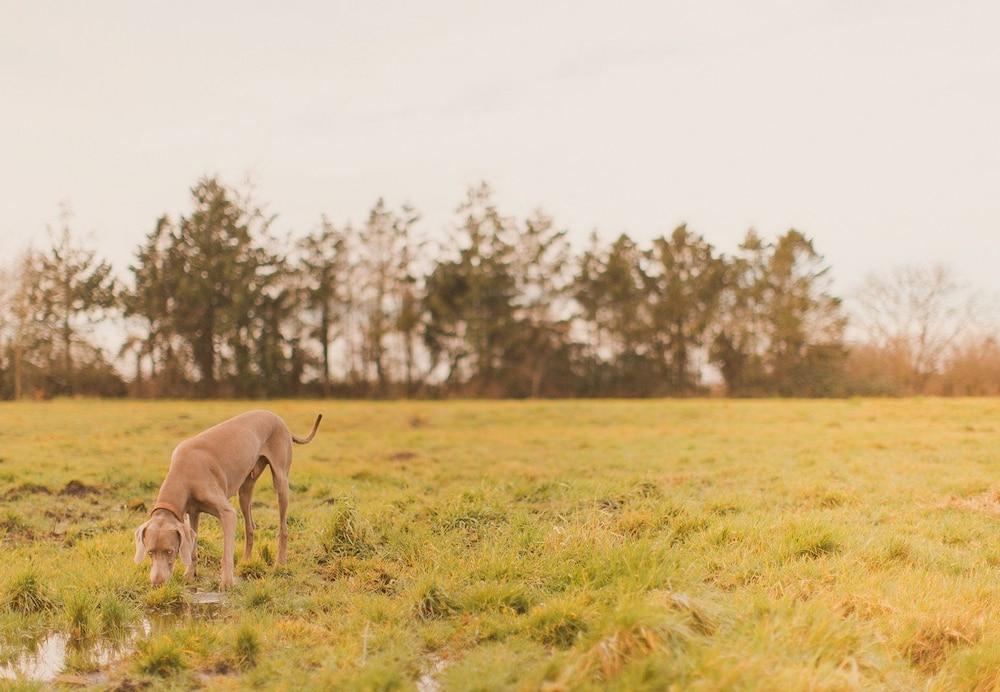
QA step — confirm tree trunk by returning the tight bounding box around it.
[62,313,73,394]
[321,304,331,396]
[13,338,22,400]
[404,332,414,397]
[195,321,216,397]
[134,349,143,397]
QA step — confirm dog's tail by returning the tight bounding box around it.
[292,414,322,445]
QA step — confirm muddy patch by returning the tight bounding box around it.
[2,482,51,501]
[60,480,102,497]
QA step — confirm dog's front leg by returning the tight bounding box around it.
[187,511,200,579]
[219,504,237,589]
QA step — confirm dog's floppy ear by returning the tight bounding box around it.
[133,520,151,565]
[178,523,196,569]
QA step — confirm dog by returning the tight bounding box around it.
[133,410,321,588]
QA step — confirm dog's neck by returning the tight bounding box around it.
[153,481,189,521]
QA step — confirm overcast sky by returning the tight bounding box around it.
[2,1,999,293]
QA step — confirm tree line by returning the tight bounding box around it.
[0,177,995,399]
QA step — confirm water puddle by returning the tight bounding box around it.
[0,621,148,684]
[191,591,225,605]
[416,653,449,692]
[0,591,224,683]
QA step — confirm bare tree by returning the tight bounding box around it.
[854,264,977,392]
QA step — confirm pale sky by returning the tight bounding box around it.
[2,1,999,293]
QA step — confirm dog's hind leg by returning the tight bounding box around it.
[238,476,257,562]
[239,457,267,561]
[265,438,293,565]
[274,469,290,565]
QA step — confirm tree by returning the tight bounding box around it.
[126,177,297,398]
[33,211,117,394]
[356,199,422,395]
[166,178,280,395]
[122,216,179,395]
[644,225,726,393]
[0,252,44,399]
[507,210,572,397]
[710,231,771,394]
[854,264,974,393]
[424,184,518,394]
[711,230,845,396]
[573,233,653,395]
[298,217,348,395]
[764,230,846,395]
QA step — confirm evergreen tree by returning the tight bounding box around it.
[298,217,348,395]
[33,212,117,394]
[645,225,725,393]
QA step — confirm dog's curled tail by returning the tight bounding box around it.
[292,414,322,445]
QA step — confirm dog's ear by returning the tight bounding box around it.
[133,520,151,565]
[178,523,196,569]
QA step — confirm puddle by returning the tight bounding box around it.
[416,653,449,692]
[0,620,149,684]
[191,591,225,605]
[1,592,226,683]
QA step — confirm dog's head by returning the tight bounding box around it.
[134,512,196,586]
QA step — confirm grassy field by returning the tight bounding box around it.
[3,399,1000,690]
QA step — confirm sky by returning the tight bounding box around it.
[2,0,999,295]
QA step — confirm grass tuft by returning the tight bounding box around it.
[904,615,983,673]
[464,582,535,615]
[528,598,588,648]
[234,623,261,669]
[243,582,274,610]
[320,501,375,558]
[576,624,667,681]
[99,593,136,637]
[783,522,841,559]
[143,581,187,613]
[137,636,187,677]
[414,582,458,620]
[237,557,269,580]
[64,591,95,640]
[3,570,55,614]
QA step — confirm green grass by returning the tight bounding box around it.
[3,398,1000,688]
